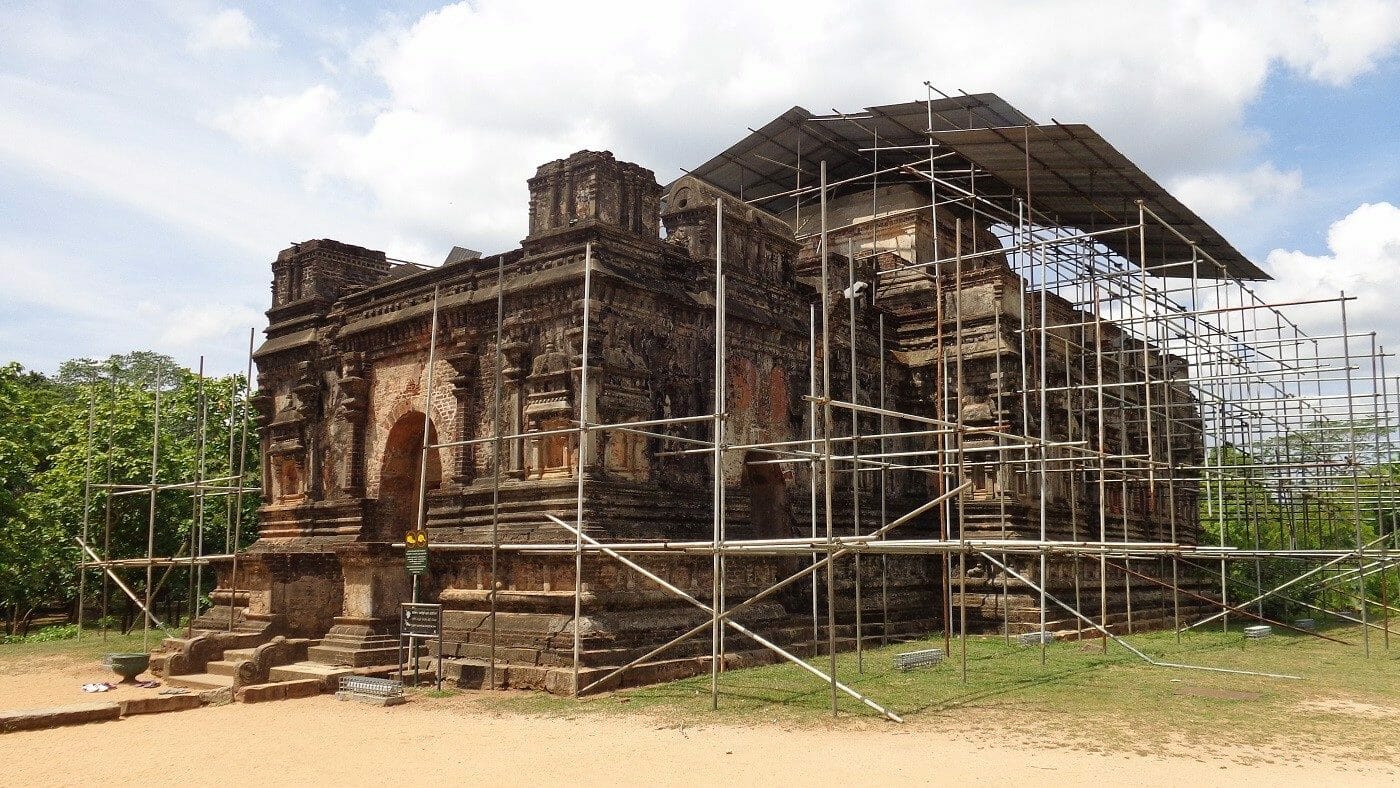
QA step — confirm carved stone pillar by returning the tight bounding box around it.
[293,371,322,501]
[445,336,480,487]
[501,340,530,479]
[336,352,369,498]
[250,373,276,506]
[523,341,574,480]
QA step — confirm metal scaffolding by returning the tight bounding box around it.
[73,333,260,651]
[404,83,1399,721]
[72,83,1397,722]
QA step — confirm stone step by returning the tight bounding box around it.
[206,659,243,677]
[165,672,234,691]
[269,661,358,688]
[236,679,325,704]
[208,639,318,676]
[307,642,416,669]
[268,661,403,691]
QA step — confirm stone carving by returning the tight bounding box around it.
[235,635,299,687]
[224,142,1205,692]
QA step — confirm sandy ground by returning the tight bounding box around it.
[0,658,1395,787]
[0,652,175,709]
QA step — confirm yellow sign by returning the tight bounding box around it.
[405,529,429,574]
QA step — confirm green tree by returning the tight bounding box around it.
[1200,419,1400,620]
[0,354,258,634]
[0,363,67,633]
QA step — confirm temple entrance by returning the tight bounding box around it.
[742,451,792,539]
[377,412,441,541]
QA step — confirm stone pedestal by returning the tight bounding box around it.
[306,544,410,668]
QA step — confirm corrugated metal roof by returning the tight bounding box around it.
[681,94,1267,281]
[682,94,1032,216]
[928,124,1268,280]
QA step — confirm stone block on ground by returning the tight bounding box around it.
[235,679,325,703]
[119,694,204,716]
[0,702,121,733]
[336,691,407,707]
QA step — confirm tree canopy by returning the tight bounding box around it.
[0,354,257,634]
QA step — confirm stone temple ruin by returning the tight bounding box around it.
[146,93,1312,699]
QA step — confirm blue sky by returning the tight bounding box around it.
[3,1,1400,374]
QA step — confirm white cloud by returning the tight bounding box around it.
[1263,202,1400,348]
[188,8,255,53]
[1172,163,1304,222]
[0,243,262,373]
[1277,0,1400,84]
[158,303,265,349]
[212,0,1400,257]
[3,0,1400,374]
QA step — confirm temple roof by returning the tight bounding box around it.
[682,94,1267,281]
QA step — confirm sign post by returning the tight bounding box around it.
[400,529,439,690]
[399,602,443,692]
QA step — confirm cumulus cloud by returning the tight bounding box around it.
[213,0,1400,256]
[188,8,255,53]
[3,1,1400,374]
[1263,202,1400,348]
[158,303,266,349]
[1172,163,1304,222]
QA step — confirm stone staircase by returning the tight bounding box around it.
[156,632,415,698]
[157,633,317,693]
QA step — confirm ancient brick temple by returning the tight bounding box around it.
[185,101,1215,692]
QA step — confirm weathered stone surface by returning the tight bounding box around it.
[235,679,324,703]
[0,702,120,733]
[335,691,406,707]
[179,130,1207,693]
[118,694,203,716]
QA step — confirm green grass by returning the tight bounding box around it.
[0,629,155,666]
[4,620,1395,761]
[492,624,1400,760]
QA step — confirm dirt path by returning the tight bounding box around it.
[0,658,1394,786]
[0,652,172,709]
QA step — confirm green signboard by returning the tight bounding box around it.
[405,529,428,575]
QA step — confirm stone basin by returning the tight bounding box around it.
[106,653,150,683]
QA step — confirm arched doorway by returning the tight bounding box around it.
[742,450,792,540]
[377,412,441,541]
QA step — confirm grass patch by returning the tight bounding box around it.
[0,629,153,666]
[492,624,1400,760]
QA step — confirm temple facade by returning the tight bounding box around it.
[183,145,1206,692]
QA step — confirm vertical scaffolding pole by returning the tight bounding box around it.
[228,328,253,632]
[76,384,96,641]
[101,366,116,642]
[490,255,505,687]
[414,286,441,612]
[144,361,162,652]
[820,160,838,717]
[1339,292,1369,656]
[572,241,593,698]
[955,218,968,681]
[809,304,820,655]
[847,239,863,673]
[1379,346,1391,651]
[711,202,725,709]
[187,357,206,636]
[879,313,890,645]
